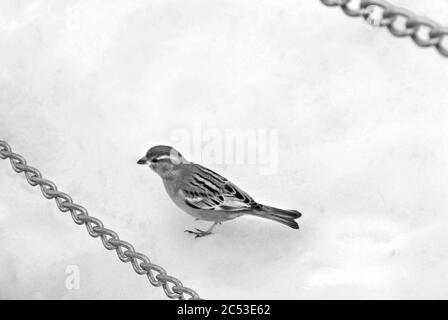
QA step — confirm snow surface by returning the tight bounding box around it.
[1,0,448,299]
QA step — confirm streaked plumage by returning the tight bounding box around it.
[137,145,302,237]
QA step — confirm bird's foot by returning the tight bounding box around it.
[184,228,213,238]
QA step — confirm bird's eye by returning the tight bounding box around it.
[151,158,159,163]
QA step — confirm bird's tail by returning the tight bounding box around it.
[248,205,302,229]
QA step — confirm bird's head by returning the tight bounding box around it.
[137,145,186,178]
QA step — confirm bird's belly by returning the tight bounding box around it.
[190,208,243,222]
[175,200,241,222]
[171,194,242,222]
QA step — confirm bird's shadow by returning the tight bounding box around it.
[182,215,305,266]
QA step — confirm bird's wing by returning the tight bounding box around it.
[179,164,257,212]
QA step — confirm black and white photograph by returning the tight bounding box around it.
[1,0,448,307]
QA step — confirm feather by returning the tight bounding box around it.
[179,164,257,212]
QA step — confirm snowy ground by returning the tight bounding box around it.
[1,0,448,299]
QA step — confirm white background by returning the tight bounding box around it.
[1,0,448,299]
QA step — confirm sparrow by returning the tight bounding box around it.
[137,145,302,238]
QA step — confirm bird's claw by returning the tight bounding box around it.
[184,228,213,238]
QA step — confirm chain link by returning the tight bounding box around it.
[0,140,201,300]
[320,0,448,58]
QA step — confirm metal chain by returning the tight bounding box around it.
[0,140,201,300]
[320,0,448,58]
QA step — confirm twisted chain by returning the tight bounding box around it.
[320,0,448,58]
[0,140,201,300]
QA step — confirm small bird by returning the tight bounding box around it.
[137,145,302,238]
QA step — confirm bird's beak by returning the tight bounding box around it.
[137,157,147,165]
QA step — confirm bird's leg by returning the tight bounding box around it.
[185,222,219,238]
